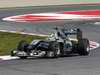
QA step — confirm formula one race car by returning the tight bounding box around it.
[11,27,90,59]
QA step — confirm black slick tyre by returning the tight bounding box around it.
[46,41,59,58]
[77,38,90,56]
[17,40,29,51]
[19,56,27,59]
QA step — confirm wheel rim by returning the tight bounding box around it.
[47,51,54,57]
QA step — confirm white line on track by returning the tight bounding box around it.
[0,29,47,36]
[0,55,19,60]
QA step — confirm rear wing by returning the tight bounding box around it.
[54,28,83,40]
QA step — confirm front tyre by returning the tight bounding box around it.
[11,49,17,56]
[19,56,27,59]
[17,40,29,51]
[46,41,59,58]
[11,50,15,56]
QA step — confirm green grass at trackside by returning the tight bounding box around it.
[0,32,46,55]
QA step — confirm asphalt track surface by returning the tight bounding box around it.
[0,4,100,75]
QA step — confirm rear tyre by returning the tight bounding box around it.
[77,38,90,56]
[71,41,78,53]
